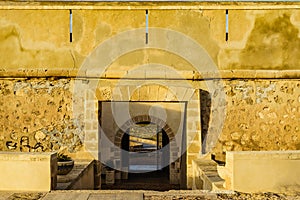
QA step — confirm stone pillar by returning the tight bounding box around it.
[186,90,202,189]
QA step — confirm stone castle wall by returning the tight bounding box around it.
[0,77,299,159]
[0,1,300,188]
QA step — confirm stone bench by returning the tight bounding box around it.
[221,150,300,193]
[0,152,57,191]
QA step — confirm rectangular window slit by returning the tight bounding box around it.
[70,9,73,42]
[225,9,229,41]
[146,10,149,44]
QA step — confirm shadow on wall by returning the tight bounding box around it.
[200,89,212,154]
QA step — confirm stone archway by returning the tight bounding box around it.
[113,115,181,185]
[77,27,225,189]
[96,86,200,188]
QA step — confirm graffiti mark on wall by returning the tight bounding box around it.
[4,119,83,153]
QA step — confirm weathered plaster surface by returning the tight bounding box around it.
[219,10,300,70]
[0,10,77,69]
[1,9,300,71]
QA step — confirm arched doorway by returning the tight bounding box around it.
[103,115,181,190]
[99,100,188,189]
[119,121,171,189]
[121,122,170,172]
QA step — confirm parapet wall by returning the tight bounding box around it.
[1,2,300,71]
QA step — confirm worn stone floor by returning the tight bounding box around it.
[101,170,180,191]
[1,190,299,200]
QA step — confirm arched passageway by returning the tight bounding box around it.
[118,122,172,190]
[102,115,181,190]
[121,122,170,173]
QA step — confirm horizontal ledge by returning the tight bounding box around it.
[226,150,300,160]
[1,2,300,10]
[1,69,300,79]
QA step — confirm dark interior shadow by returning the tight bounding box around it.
[200,89,212,154]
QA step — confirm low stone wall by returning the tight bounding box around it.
[0,152,57,191]
[222,150,300,193]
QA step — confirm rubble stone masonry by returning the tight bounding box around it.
[0,77,299,162]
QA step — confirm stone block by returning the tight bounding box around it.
[0,152,57,191]
[84,134,98,143]
[84,142,98,151]
[223,150,300,193]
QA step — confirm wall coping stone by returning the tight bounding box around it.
[1,69,300,79]
[1,1,300,10]
[226,150,300,160]
[0,151,55,161]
